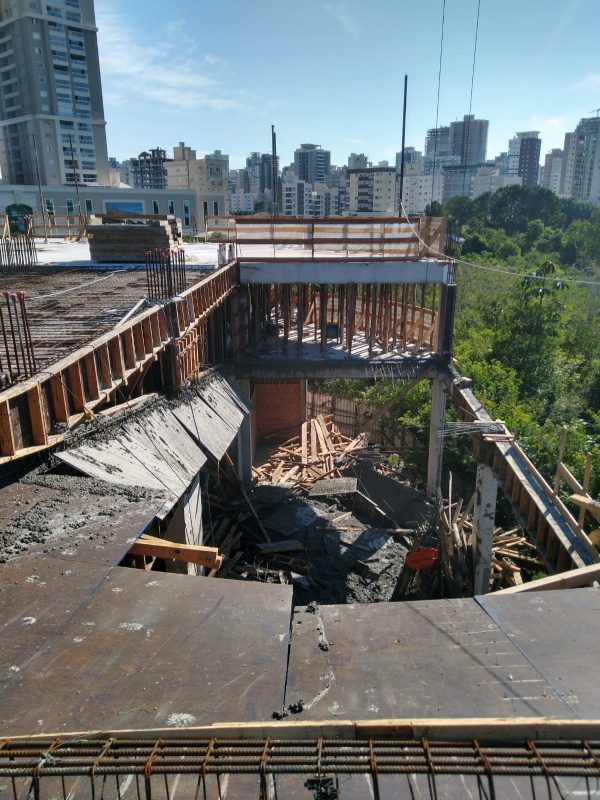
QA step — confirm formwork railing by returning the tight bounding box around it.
[30,213,88,240]
[451,368,599,571]
[0,262,237,461]
[207,215,447,260]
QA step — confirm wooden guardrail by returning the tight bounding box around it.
[206,215,447,260]
[450,369,598,571]
[0,263,237,463]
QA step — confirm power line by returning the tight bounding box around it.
[429,0,447,211]
[399,198,600,287]
[461,0,482,198]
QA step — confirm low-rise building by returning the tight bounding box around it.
[0,183,228,234]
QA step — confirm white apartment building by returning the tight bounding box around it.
[347,167,397,214]
[559,118,600,204]
[540,149,563,195]
[228,191,254,214]
[399,173,443,214]
[471,165,522,199]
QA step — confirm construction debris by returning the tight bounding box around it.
[392,487,546,601]
[251,415,369,490]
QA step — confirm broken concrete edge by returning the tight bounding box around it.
[5,716,595,743]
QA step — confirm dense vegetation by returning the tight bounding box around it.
[318,185,600,502]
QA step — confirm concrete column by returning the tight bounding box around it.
[426,377,446,499]
[472,463,498,595]
[235,379,253,483]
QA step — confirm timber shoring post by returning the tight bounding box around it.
[320,284,327,356]
[369,284,377,356]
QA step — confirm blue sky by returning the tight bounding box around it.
[96,0,600,169]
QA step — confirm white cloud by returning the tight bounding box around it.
[96,2,240,113]
[324,3,358,36]
[573,73,600,91]
[529,115,578,149]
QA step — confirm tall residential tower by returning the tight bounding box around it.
[0,0,109,187]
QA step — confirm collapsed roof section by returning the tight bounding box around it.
[55,373,249,517]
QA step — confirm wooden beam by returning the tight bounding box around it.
[12,717,600,744]
[569,494,600,523]
[494,562,600,594]
[129,534,222,569]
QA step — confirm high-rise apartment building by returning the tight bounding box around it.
[540,149,563,194]
[396,147,423,174]
[294,143,331,183]
[449,115,489,166]
[424,126,450,159]
[559,117,600,204]
[0,0,109,186]
[347,167,397,214]
[508,132,541,187]
[129,147,170,190]
[348,152,369,169]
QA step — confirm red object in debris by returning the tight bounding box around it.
[405,547,438,571]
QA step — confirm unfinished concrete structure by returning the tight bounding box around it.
[0,216,599,797]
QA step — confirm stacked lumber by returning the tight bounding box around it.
[438,497,538,592]
[87,216,182,263]
[251,415,369,490]
[393,484,547,600]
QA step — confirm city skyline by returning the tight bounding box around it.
[96,0,600,169]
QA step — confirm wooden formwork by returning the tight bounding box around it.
[451,373,598,571]
[206,215,447,259]
[0,263,237,463]
[242,281,442,358]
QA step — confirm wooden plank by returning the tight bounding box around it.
[0,399,16,456]
[67,362,86,412]
[494,562,600,594]
[26,384,48,446]
[569,494,600,523]
[300,421,308,465]
[14,717,600,744]
[50,372,69,423]
[129,534,222,569]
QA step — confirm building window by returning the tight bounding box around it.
[168,200,174,215]
[183,200,190,227]
[32,32,41,40]
[213,201,219,216]
[66,198,74,216]
[45,198,55,215]
[152,200,159,214]
[84,199,93,214]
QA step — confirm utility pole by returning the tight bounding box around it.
[32,133,48,243]
[399,74,408,217]
[68,133,83,226]
[271,125,279,217]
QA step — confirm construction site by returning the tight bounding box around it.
[0,212,599,799]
